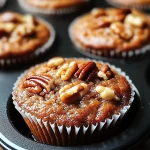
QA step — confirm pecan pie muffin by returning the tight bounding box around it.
[69,8,150,58]
[107,0,150,10]
[0,12,55,66]
[18,0,89,15]
[13,57,134,146]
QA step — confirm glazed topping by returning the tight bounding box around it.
[72,8,150,51]
[13,57,132,126]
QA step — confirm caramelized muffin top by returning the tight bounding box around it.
[13,57,133,126]
[0,12,50,58]
[71,8,150,51]
[24,0,88,9]
[110,0,150,5]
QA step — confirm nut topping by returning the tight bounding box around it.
[96,86,119,101]
[98,64,114,80]
[0,23,16,34]
[56,61,78,81]
[59,82,89,104]
[124,14,146,28]
[91,8,106,17]
[23,75,54,96]
[110,22,133,40]
[75,62,97,81]
[14,24,35,37]
[47,57,65,68]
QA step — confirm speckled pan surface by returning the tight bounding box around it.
[0,0,150,150]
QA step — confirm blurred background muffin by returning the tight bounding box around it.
[18,0,90,15]
[69,8,150,59]
[107,0,150,10]
[0,11,55,67]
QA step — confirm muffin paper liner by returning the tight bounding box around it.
[69,15,150,60]
[106,0,150,11]
[18,0,90,15]
[0,17,56,67]
[12,58,135,146]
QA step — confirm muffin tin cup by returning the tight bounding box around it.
[12,58,135,146]
[69,16,150,59]
[106,0,150,11]
[17,0,90,15]
[0,0,6,8]
[0,17,56,67]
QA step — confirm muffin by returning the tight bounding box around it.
[12,57,135,146]
[69,8,150,59]
[107,0,150,10]
[18,0,89,15]
[0,12,55,66]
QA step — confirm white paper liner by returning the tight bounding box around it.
[69,14,150,59]
[12,58,135,146]
[0,17,56,67]
[18,0,90,15]
[106,0,150,11]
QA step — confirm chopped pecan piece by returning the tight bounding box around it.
[47,57,65,68]
[124,14,146,28]
[75,61,97,81]
[59,82,89,104]
[97,64,114,80]
[91,8,106,17]
[56,61,78,81]
[110,22,133,40]
[96,86,119,101]
[14,24,35,37]
[0,23,16,35]
[23,75,54,96]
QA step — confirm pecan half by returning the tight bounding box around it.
[23,75,54,96]
[91,8,106,18]
[75,62,97,81]
[97,64,114,80]
[47,57,65,68]
[59,82,89,104]
[56,61,78,81]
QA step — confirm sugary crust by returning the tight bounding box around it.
[13,57,132,127]
[0,12,50,58]
[24,0,88,9]
[110,0,150,6]
[71,8,150,52]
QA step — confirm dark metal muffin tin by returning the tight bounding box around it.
[0,0,150,149]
